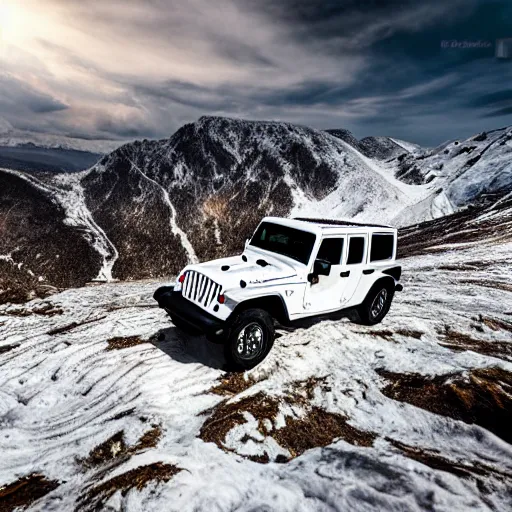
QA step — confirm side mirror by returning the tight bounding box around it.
[307,273,319,285]
[314,258,331,276]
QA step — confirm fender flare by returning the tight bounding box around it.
[364,276,396,303]
[229,293,290,324]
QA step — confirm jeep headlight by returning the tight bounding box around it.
[175,271,186,291]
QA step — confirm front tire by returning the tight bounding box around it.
[350,281,394,326]
[224,309,275,371]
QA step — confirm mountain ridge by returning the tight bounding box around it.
[1,116,511,303]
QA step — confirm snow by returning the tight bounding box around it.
[52,172,119,281]
[1,239,511,511]
[1,168,119,282]
[389,138,423,153]
[289,139,431,225]
[292,125,511,227]
[127,157,198,264]
[0,128,122,154]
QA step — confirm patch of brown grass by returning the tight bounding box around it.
[80,426,162,469]
[274,407,376,460]
[355,329,395,341]
[106,336,148,351]
[287,376,331,405]
[200,392,280,447]
[0,474,59,512]
[76,463,181,512]
[395,328,423,339]
[133,425,162,450]
[379,367,512,443]
[354,328,424,341]
[478,315,512,333]
[438,325,512,361]
[200,378,375,463]
[209,373,255,396]
[81,432,127,469]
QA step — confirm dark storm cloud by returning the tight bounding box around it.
[483,106,512,118]
[3,0,512,146]
[133,81,241,111]
[94,115,158,139]
[471,90,512,108]
[0,73,68,115]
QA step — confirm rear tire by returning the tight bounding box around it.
[224,308,275,371]
[350,281,394,326]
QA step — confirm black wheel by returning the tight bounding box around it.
[224,309,275,371]
[350,281,394,326]
[171,316,201,336]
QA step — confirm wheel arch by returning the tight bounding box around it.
[231,294,290,324]
[382,265,402,281]
[365,276,395,302]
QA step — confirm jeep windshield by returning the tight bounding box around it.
[249,222,316,265]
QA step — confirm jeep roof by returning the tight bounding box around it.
[261,216,395,236]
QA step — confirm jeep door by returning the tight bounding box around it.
[303,236,346,314]
[339,233,368,307]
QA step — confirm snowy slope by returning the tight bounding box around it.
[391,128,512,225]
[1,203,511,511]
[390,137,423,154]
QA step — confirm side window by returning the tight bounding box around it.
[317,238,343,265]
[346,237,365,264]
[370,233,394,261]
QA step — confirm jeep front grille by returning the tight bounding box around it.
[182,271,221,308]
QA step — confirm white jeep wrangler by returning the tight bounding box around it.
[154,217,403,370]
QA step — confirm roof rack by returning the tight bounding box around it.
[293,217,392,229]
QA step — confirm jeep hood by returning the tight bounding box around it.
[185,249,300,291]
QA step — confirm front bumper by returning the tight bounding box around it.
[153,286,225,335]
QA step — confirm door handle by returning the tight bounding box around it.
[340,271,350,277]
[363,269,374,275]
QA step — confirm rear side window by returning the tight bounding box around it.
[370,233,395,261]
[317,238,343,265]
[346,237,365,264]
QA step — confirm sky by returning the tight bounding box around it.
[0,0,511,147]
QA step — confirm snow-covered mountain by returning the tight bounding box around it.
[80,116,415,281]
[0,123,118,173]
[390,127,512,225]
[0,116,511,303]
[0,125,121,154]
[326,129,406,160]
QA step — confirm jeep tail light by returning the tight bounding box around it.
[218,294,225,304]
[178,273,186,283]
